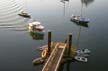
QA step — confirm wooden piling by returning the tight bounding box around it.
[48,31,51,55]
[68,33,72,56]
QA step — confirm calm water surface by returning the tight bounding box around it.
[0,0,108,71]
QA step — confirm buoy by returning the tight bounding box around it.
[41,49,48,59]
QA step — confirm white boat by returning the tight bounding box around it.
[28,21,45,34]
[74,56,88,62]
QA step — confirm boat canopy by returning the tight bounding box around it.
[29,21,41,26]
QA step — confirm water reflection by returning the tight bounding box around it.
[76,26,82,48]
[29,32,44,40]
[60,0,69,16]
[61,0,69,3]
[0,0,29,25]
[74,0,95,48]
[81,0,95,7]
[58,59,75,71]
[0,0,30,29]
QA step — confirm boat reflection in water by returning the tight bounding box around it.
[29,31,44,40]
[81,0,94,6]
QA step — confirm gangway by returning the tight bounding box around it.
[42,43,67,71]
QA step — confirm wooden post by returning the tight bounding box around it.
[48,31,51,55]
[68,33,72,56]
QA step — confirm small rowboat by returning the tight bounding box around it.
[74,56,88,62]
[77,49,91,54]
[18,11,31,18]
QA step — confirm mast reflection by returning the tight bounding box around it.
[60,0,69,16]
[81,0,95,7]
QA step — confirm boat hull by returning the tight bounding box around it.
[18,14,31,18]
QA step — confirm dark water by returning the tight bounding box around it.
[0,0,108,71]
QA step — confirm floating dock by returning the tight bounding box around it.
[33,31,90,71]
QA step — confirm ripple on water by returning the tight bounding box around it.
[0,0,30,29]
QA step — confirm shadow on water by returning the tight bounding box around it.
[58,59,76,71]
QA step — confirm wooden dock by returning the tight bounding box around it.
[33,31,90,71]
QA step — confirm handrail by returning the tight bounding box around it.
[54,44,67,71]
[42,43,67,71]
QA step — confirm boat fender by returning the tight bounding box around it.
[41,49,48,59]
